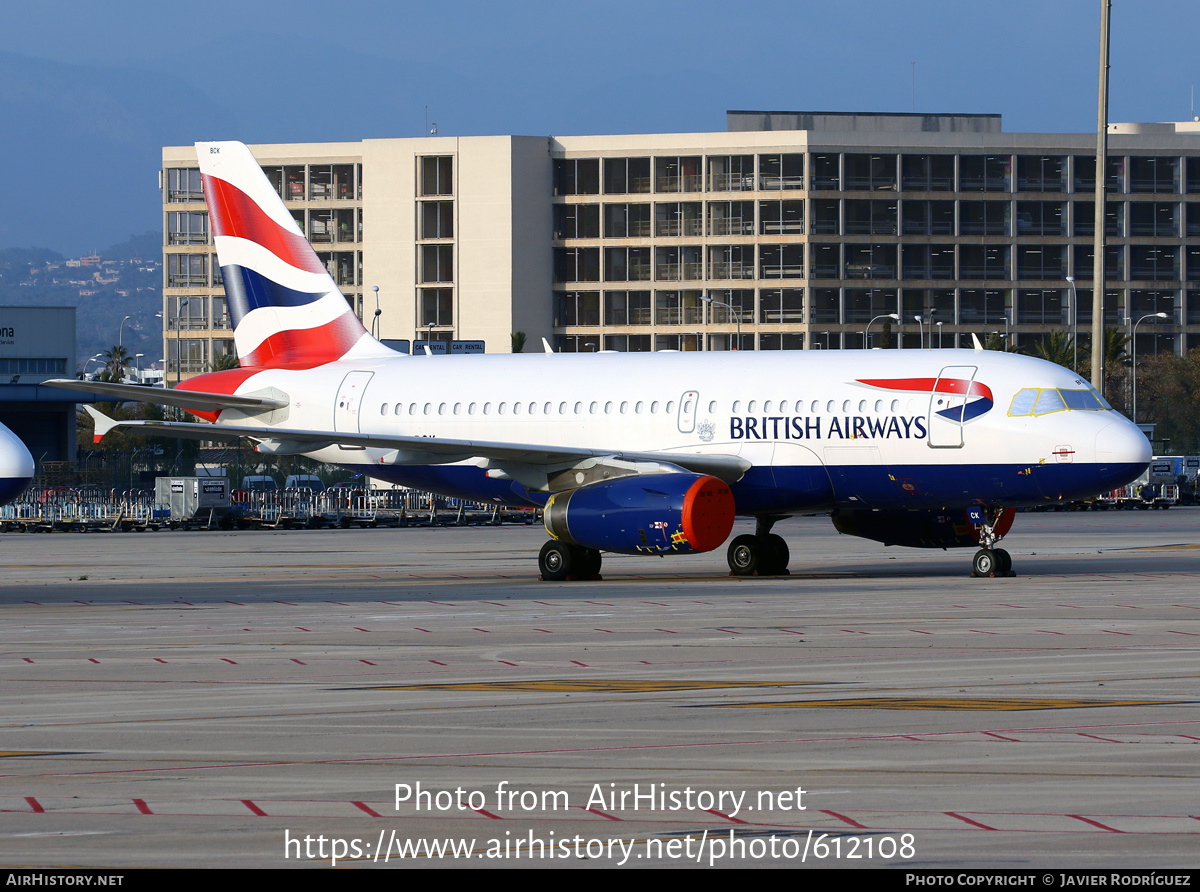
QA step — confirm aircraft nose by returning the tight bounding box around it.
[0,425,34,504]
[1095,417,1151,468]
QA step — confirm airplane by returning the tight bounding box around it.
[0,420,35,506]
[49,140,1151,580]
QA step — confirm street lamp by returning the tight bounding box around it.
[936,320,944,349]
[1065,276,1078,371]
[175,298,190,393]
[913,314,924,349]
[863,313,899,349]
[119,314,131,349]
[371,285,381,339]
[1131,311,1168,423]
[699,293,742,351]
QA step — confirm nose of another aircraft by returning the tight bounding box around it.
[0,424,34,504]
[1095,416,1152,469]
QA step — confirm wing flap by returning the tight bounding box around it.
[45,379,288,412]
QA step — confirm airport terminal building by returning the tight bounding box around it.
[161,111,1200,374]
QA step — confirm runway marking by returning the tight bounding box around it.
[822,809,868,829]
[241,799,267,816]
[947,812,996,830]
[359,680,818,693]
[26,797,44,813]
[718,698,1173,711]
[473,808,503,819]
[584,806,621,821]
[353,801,381,817]
[1070,815,1123,832]
[133,799,152,815]
[706,808,747,824]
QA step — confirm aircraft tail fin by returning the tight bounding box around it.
[195,141,394,369]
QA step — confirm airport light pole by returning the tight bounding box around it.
[913,315,924,349]
[1065,276,1078,372]
[699,293,742,351]
[937,320,943,348]
[1131,312,1168,423]
[371,285,381,339]
[119,315,131,349]
[863,313,899,349]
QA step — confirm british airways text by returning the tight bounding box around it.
[730,415,929,441]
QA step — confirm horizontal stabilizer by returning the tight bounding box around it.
[44,379,288,413]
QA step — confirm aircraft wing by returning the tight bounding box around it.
[45,379,289,413]
[82,407,750,485]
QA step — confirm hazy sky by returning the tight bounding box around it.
[4,1,1198,251]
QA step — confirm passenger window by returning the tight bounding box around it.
[483,402,491,414]
[651,401,659,413]
[499,402,507,414]
[559,401,568,414]
[423,403,432,415]
[468,402,477,415]
[732,400,741,412]
[438,402,446,415]
[380,404,387,415]
[748,400,757,413]
[605,401,613,414]
[666,400,675,413]
[408,403,417,415]
[453,402,461,415]
[621,401,629,413]
[513,402,522,415]
[574,401,583,414]
[708,400,717,413]
[635,401,644,414]
[589,401,598,414]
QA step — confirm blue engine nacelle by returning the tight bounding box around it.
[830,506,1016,548]
[544,474,736,556]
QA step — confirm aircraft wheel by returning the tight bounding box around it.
[972,548,996,577]
[761,533,790,575]
[573,546,603,579]
[994,548,1012,575]
[727,534,761,576]
[539,540,572,581]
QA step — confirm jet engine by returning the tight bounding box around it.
[830,506,1015,549]
[544,473,735,556]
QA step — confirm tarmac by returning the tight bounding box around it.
[0,508,1197,869]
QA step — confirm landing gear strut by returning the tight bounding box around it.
[538,540,602,581]
[726,516,791,577]
[970,506,1015,578]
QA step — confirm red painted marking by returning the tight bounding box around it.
[296,627,311,632]
[360,661,376,666]
[909,629,933,635]
[133,799,152,815]
[532,601,554,606]
[1056,604,1083,609]
[655,629,676,634]
[584,807,621,821]
[154,659,168,664]
[327,602,350,606]
[1068,815,1122,832]
[25,797,43,813]
[353,801,382,817]
[999,604,1027,609]
[241,799,268,816]
[22,658,33,663]
[822,809,868,829]
[291,659,306,665]
[1177,736,1200,742]
[1167,630,1200,636]
[482,601,506,606]
[414,628,431,633]
[473,628,490,633]
[1078,733,1122,743]
[983,732,1020,742]
[970,630,999,635]
[946,811,996,830]
[1101,630,1131,636]
[841,629,869,635]
[88,659,100,664]
[779,629,804,635]
[716,628,741,634]
[594,629,613,633]
[242,629,253,632]
[571,661,588,667]
[643,602,668,607]
[354,628,370,633]
[499,661,517,666]
[225,601,244,606]
[1036,630,1065,635]
[473,808,503,820]
[705,808,747,824]
[1116,605,1141,610]
[583,601,613,606]
[534,629,553,634]
[429,660,446,666]
[23,601,41,605]
[274,601,296,606]
[221,659,237,665]
[427,601,456,606]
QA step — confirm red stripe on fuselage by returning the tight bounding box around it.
[201,174,327,276]
[857,377,994,402]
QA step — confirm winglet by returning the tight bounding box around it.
[971,333,984,351]
[542,338,554,354]
[82,405,121,443]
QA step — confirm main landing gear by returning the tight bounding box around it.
[726,515,791,577]
[970,506,1015,578]
[538,540,602,582]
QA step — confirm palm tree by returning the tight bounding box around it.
[511,331,527,354]
[212,352,241,372]
[1031,329,1084,373]
[102,345,129,381]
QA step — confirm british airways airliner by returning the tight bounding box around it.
[51,141,1150,580]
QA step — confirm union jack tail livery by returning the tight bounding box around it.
[196,141,393,369]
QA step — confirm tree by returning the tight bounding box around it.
[878,318,893,349]
[1030,329,1084,373]
[511,331,527,353]
[212,352,241,371]
[984,333,1016,352]
[102,344,129,380]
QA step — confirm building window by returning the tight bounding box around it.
[959,201,1009,236]
[1128,202,1179,237]
[1016,156,1067,192]
[654,291,703,325]
[959,289,1009,324]
[420,244,453,283]
[959,245,1010,280]
[959,155,1012,192]
[901,245,955,280]
[554,247,599,282]
[420,156,453,196]
[810,199,840,234]
[655,246,703,281]
[605,290,652,326]
[421,202,454,239]
[810,288,840,323]
[844,154,897,191]
[317,251,357,286]
[166,253,207,286]
[420,288,453,326]
[707,155,754,192]
[759,199,804,235]
[844,289,899,323]
[844,199,898,235]
[901,155,954,191]
[707,245,755,280]
[759,245,805,279]
[1072,245,1124,281]
[809,244,840,279]
[1072,201,1123,236]
[1129,156,1179,193]
[1017,289,1066,324]
[901,200,954,235]
[604,247,650,282]
[655,202,702,236]
[758,154,803,190]
[604,334,652,351]
[167,212,208,245]
[553,159,599,195]
[707,289,754,325]
[165,168,203,202]
[707,201,754,236]
[811,154,840,191]
[1130,246,1179,281]
[603,157,651,194]
[603,203,651,238]
[554,291,600,327]
[1016,201,1066,236]
[308,164,355,200]
[1016,246,1066,280]
[553,204,600,239]
[759,288,804,324]
[844,244,897,280]
[655,157,701,193]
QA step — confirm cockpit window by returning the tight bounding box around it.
[1009,386,1111,417]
